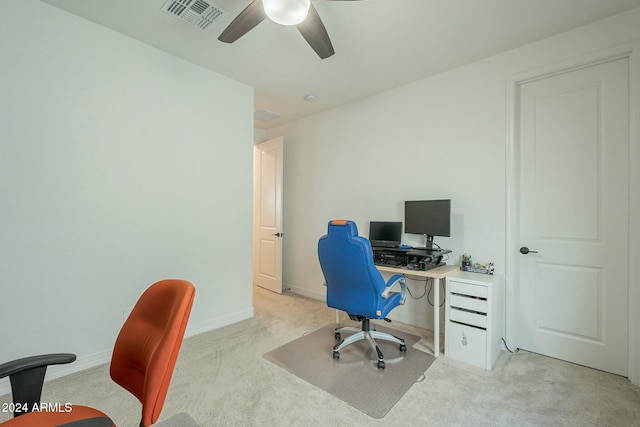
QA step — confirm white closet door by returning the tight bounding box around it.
[517,57,629,376]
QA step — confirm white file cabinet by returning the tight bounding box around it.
[445,272,504,370]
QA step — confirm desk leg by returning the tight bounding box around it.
[434,277,440,357]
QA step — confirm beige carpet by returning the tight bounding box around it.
[263,323,435,418]
[3,287,640,426]
[155,412,200,426]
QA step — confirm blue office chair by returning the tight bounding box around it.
[318,219,407,369]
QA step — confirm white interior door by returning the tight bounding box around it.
[253,137,283,294]
[516,58,630,376]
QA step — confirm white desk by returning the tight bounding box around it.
[376,264,460,357]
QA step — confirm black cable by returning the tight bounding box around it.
[425,278,446,307]
[403,276,444,306]
[501,338,520,353]
[405,277,429,299]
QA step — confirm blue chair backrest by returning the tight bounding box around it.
[318,220,386,318]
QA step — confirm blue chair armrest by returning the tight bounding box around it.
[381,274,407,304]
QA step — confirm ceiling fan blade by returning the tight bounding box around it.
[218,0,267,43]
[296,4,334,59]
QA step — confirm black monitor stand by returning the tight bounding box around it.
[415,235,444,254]
[425,235,434,250]
[372,245,451,271]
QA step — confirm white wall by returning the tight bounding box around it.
[0,0,254,391]
[264,9,640,332]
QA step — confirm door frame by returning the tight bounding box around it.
[253,136,284,294]
[505,42,640,384]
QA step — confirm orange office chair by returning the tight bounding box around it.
[0,279,195,427]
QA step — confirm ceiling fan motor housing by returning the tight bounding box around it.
[263,0,311,26]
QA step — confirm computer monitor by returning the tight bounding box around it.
[368,221,402,248]
[404,199,451,249]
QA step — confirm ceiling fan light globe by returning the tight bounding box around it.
[263,0,311,26]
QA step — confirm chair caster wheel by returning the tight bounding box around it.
[335,332,341,340]
[399,344,407,352]
[333,351,340,360]
[377,360,385,369]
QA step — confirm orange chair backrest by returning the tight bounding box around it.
[109,279,195,427]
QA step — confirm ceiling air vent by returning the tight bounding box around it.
[161,0,226,31]
[254,109,281,122]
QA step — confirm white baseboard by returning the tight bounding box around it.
[388,311,432,330]
[0,350,111,397]
[285,285,325,302]
[284,286,438,330]
[185,308,254,338]
[0,308,255,398]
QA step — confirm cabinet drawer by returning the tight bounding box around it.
[449,293,487,313]
[448,280,488,298]
[446,321,487,369]
[449,307,487,328]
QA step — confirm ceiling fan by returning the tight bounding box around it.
[218,0,361,59]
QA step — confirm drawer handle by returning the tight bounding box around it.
[450,291,487,301]
[450,307,486,316]
[450,320,486,331]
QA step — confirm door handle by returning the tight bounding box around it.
[520,246,538,255]
[272,232,284,237]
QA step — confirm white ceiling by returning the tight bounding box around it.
[40,0,640,130]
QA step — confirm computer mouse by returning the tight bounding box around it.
[399,244,412,249]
